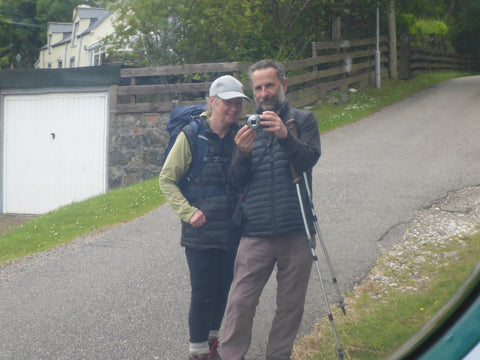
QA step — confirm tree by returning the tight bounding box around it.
[0,0,41,68]
[109,0,276,65]
[4,0,471,69]
[35,0,86,25]
[109,0,383,65]
[0,0,104,69]
[447,0,480,59]
[176,0,266,63]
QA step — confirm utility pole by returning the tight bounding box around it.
[375,7,381,89]
[389,0,398,79]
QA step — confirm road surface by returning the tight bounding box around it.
[1,76,479,360]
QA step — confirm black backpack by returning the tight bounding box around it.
[165,104,206,158]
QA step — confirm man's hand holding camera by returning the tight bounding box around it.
[258,111,288,139]
[236,111,288,155]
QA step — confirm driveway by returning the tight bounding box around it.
[1,76,479,360]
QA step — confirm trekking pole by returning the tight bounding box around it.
[302,171,347,315]
[286,120,345,360]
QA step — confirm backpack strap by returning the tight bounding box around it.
[180,117,231,201]
[181,117,209,185]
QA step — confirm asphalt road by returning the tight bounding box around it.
[1,76,480,360]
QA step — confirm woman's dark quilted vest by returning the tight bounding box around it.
[180,121,240,250]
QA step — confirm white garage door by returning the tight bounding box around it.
[2,92,108,214]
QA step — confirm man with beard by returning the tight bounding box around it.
[220,60,321,360]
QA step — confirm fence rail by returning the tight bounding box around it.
[398,40,475,79]
[113,62,250,113]
[111,35,475,114]
[409,47,474,74]
[112,37,390,114]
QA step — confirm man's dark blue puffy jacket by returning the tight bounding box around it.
[229,101,321,237]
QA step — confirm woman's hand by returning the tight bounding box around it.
[235,125,256,154]
[189,209,207,228]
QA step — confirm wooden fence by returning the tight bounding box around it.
[110,35,475,114]
[105,36,475,188]
[111,37,389,114]
[397,34,476,79]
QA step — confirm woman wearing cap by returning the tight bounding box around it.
[159,75,249,360]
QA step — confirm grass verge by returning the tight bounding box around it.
[313,71,473,133]
[0,177,164,264]
[292,228,480,360]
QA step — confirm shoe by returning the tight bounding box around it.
[209,338,221,360]
[189,354,208,360]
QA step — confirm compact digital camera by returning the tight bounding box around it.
[246,114,262,129]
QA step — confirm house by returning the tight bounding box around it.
[36,4,116,69]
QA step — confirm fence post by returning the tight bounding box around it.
[129,77,136,104]
[398,38,410,80]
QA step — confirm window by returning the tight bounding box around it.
[88,45,106,66]
[57,60,63,68]
[70,57,75,68]
[48,62,52,68]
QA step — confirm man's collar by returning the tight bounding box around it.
[277,100,290,117]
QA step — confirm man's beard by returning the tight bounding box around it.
[256,87,286,112]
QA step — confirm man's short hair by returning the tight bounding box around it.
[248,59,285,83]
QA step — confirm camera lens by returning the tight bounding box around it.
[246,115,261,129]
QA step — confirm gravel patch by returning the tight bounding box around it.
[359,184,480,299]
[0,214,37,236]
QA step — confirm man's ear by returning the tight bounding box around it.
[282,78,288,92]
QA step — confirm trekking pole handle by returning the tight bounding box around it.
[286,119,301,183]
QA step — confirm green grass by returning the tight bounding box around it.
[0,177,164,263]
[314,71,474,133]
[0,70,473,266]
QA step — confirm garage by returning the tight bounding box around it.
[2,91,108,214]
[0,65,121,215]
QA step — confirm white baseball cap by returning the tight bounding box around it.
[209,75,250,100]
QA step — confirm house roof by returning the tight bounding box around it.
[77,7,109,20]
[78,8,113,36]
[48,22,72,34]
[46,22,73,47]
[45,6,113,48]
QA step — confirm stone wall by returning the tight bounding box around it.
[108,111,170,188]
